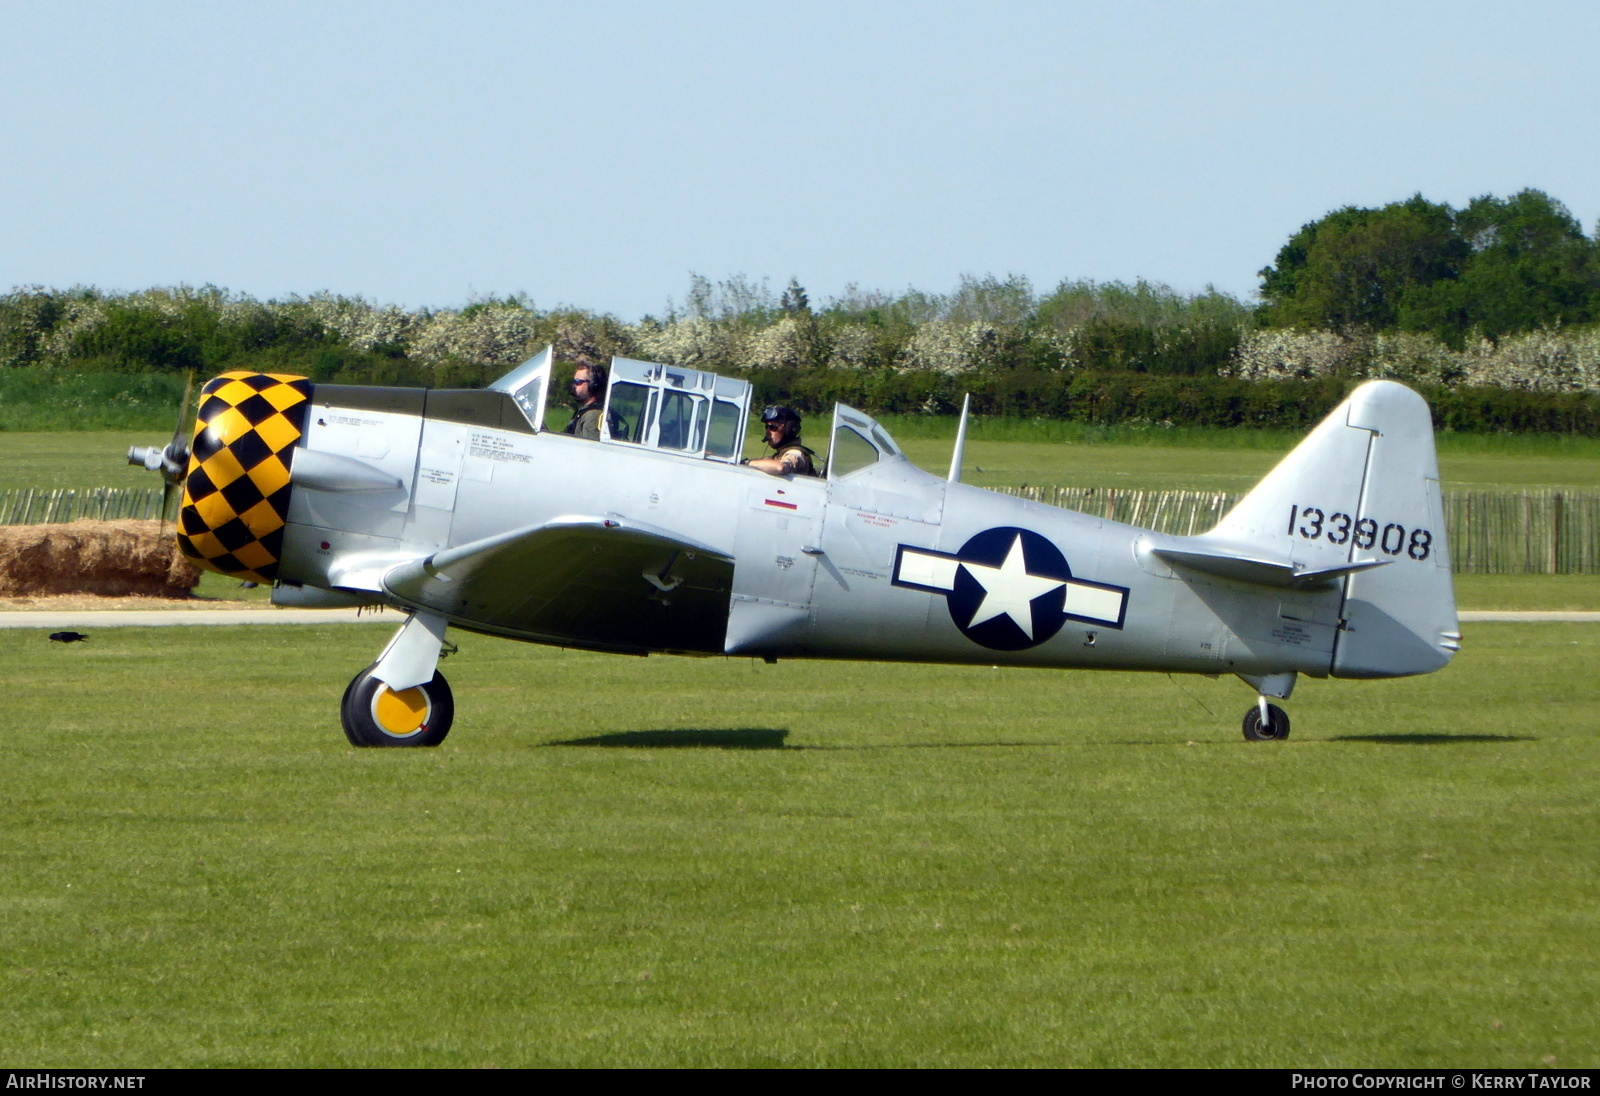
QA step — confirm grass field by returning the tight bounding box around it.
[1452,575,1600,610]
[0,432,161,492]
[884,414,1600,492]
[894,437,1600,493]
[2,622,1596,1067]
[8,427,1600,494]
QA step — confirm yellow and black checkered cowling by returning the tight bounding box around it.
[177,371,312,583]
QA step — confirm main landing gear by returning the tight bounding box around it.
[341,664,454,747]
[342,609,455,748]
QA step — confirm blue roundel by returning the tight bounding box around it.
[946,526,1074,651]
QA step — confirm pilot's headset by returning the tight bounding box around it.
[761,405,800,446]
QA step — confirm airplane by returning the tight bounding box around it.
[128,349,1458,746]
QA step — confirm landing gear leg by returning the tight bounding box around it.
[342,610,455,747]
[1241,699,1290,741]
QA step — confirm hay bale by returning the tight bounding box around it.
[0,520,201,598]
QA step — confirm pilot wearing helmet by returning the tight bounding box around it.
[746,405,819,477]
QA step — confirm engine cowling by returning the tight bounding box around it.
[176,371,312,583]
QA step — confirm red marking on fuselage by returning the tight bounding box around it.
[764,499,799,510]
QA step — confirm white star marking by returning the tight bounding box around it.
[959,534,1066,640]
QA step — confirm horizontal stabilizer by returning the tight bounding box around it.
[1152,546,1390,589]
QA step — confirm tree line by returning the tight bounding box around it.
[1258,189,1600,342]
[3,188,1598,432]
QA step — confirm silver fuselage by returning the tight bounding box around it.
[277,404,1383,682]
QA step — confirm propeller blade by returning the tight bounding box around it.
[156,372,194,537]
[130,374,195,537]
[171,371,193,447]
[163,371,195,478]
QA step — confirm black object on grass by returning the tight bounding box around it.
[48,631,90,643]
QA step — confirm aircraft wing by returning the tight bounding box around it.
[383,516,734,654]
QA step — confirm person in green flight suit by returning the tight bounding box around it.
[563,361,609,440]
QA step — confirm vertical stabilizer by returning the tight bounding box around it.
[1201,381,1457,679]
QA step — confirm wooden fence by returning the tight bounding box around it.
[995,486,1600,574]
[1443,490,1600,574]
[0,487,166,525]
[4,483,1597,574]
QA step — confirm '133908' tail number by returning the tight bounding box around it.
[1287,505,1432,560]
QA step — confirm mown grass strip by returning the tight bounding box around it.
[1,623,1594,1066]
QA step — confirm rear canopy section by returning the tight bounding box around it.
[602,357,752,461]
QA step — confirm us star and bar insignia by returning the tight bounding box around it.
[893,526,1128,651]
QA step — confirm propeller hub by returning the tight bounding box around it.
[126,444,187,482]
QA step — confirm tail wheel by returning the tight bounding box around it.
[341,664,454,747]
[1242,703,1290,742]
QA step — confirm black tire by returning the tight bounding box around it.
[1242,703,1290,741]
[340,664,454,747]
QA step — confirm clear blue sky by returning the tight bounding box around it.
[2,1,1595,317]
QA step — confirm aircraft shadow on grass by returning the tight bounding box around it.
[546,731,1213,750]
[550,730,1537,750]
[549,727,794,749]
[1330,733,1535,744]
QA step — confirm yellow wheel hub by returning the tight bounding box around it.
[371,684,431,737]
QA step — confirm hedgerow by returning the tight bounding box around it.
[5,270,1600,433]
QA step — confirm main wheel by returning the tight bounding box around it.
[1242,703,1290,742]
[341,664,454,747]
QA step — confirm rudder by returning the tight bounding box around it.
[1328,382,1457,677]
